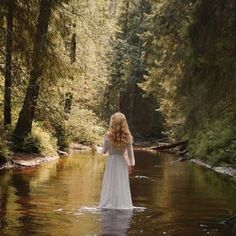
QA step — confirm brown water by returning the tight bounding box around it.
[0,150,236,236]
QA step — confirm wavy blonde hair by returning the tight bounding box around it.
[108,112,132,147]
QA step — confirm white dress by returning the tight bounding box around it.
[99,134,135,209]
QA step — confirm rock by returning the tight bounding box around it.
[58,150,69,156]
[0,152,60,169]
[213,167,236,177]
[190,159,236,177]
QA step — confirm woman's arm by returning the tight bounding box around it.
[127,140,135,166]
[101,134,109,154]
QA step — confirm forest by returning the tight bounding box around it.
[0,0,236,167]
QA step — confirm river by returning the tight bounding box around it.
[0,150,236,235]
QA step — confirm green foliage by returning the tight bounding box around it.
[103,0,164,137]
[68,108,105,145]
[139,0,195,138]
[137,0,236,166]
[1,0,235,168]
[20,122,58,157]
[0,0,116,158]
[189,115,236,167]
[53,122,71,151]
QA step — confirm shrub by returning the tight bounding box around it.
[189,115,236,167]
[21,122,58,156]
[68,108,105,145]
[53,121,71,151]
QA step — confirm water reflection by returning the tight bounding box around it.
[0,172,9,230]
[99,209,133,236]
[11,173,37,236]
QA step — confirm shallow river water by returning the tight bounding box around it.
[0,150,236,236]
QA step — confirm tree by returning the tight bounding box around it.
[13,0,55,143]
[104,0,164,137]
[4,0,14,126]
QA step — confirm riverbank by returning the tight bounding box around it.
[190,158,236,179]
[0,142,95,170]
[0,153,61,170]
[1,141,235,180]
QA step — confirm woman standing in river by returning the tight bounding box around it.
[99,112,135,209]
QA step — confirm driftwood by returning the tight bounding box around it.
[151,140,188,150]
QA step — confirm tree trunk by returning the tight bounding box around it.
[64,27,76,115]
[64,92,73,114]
[151,140,188,150]
[13,0,54,142]
[70,32,76,63]
[128,83,135,127]
[4,0,14,126]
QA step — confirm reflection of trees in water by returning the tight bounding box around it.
[11,173,36,236]
[100,209,133,236]
[131,151,165,205]
[52,153,106,204]
[189,164,236,204]
[0,172,10,231]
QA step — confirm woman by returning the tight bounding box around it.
[99,112,135,209]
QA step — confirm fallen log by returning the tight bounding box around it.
[178,149,189,156]
[221,214,236,225]
[151,140,188,150]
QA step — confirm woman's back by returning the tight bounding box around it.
[102,134,135,166]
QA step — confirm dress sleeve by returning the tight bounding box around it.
[102,134,109,154]
[127,140,135,166]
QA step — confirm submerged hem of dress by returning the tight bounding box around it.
[98,206,133,210]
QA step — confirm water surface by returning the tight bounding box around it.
[0,150,236,235]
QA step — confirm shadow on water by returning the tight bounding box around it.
[0,149,235,235]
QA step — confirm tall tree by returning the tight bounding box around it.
[104,0,163,137]
[13,0,55,142]
[4,0,14,126]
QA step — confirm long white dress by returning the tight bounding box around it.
[99,134,135,209]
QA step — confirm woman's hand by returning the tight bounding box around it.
[128,165,134,175]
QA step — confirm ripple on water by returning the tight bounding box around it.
[53,205,147,217]
[77,205,146,214]
[77,206,101,214]
[133,206,146,212]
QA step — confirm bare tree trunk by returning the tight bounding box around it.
[129,83,135,126]
[13,0,54,142]
[4,0,14,126]
[70,31,76,63]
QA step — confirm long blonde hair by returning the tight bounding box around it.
[108,112,132,147]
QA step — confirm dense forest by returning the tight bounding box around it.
[0,0,235,167]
